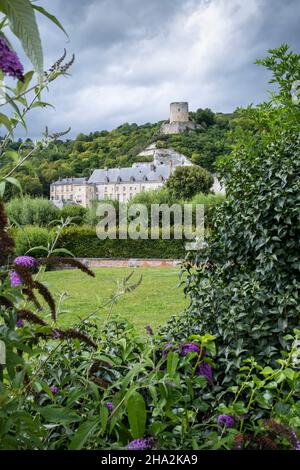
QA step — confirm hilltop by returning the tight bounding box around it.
[1,108,237,198]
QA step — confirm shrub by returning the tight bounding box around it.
[6,197,59,227]
[166,46,300,385]
[13,225,51,257]
[84,199,121,226]
[60,204,88,224]
[166,166,214,199]
[129,188,175,207]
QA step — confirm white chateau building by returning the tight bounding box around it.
[50,149,193,207]
[50,102,224,207]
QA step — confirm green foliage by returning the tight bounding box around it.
[60,204,88,224]
[6,196,59,226]
[222,336,300,435]
[166,166,213,200]
[157,117,233,171]
[166,45,300,385]
[192,107,216,127]
[13,225,50,256]
[1,112,235,198]
[14,320,218,450]
[1,314,297,450]
[55,226,186,259]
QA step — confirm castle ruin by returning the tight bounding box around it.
[160,102,197,135]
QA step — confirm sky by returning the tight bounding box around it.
[9,0,300,139]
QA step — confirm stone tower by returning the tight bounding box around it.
[170,102,189,123]
[160,101,197,135]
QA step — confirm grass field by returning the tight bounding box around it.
[41,267,188,332]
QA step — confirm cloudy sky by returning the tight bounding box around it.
[11,0,300,138]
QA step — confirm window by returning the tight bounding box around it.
[123,186,126,191]
[116,186,119,192]
[104,186,107,192]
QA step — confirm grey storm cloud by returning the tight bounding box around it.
[9,0,300,139]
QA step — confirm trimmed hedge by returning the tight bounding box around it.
[57,226,186,259]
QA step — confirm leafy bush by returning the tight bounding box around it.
[6,197,59,227]
[60,204,88,224]
[165,46,300,385]
[12,225,51,257]
[2,315,298,450]
[166,166,213,199]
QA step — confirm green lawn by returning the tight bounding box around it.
[41,267,187,332]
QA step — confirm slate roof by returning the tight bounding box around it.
[88,164,171,184]
[52,177,88,186]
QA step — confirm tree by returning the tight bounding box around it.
[166,166,213,200]
[194,108,216,126]
[166,45,300,385]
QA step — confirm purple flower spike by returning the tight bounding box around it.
[0,37,24,81]
[197,361,213,384]
[14,256,37,269]
[291,431,300,450]
[51,386,58,394]
[217,414,235,428]
[10,271,22,287]
[106,402,113,412]
[126,437,154,450]
[180,343,200,356]
[16,318,24,328]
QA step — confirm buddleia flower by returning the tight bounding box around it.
[0,37,24,81]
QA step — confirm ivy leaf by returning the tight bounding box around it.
[0,0,43,80]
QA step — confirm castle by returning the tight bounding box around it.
[160,102,197,134]
[50,102,222,207]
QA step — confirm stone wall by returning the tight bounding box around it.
[160,120,196,135]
